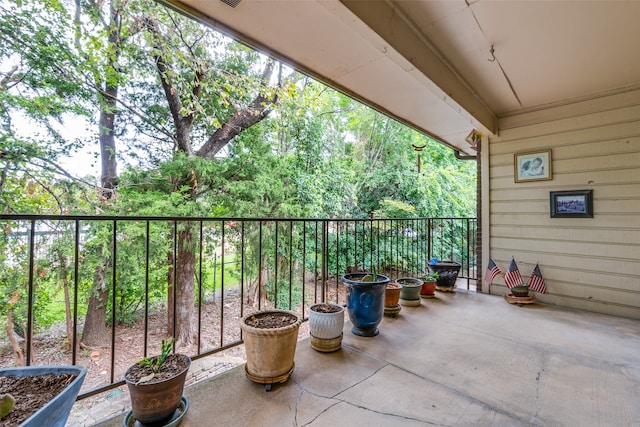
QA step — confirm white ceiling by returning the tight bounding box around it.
[163,0,640,155]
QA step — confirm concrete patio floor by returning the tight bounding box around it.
[96,290,640,426]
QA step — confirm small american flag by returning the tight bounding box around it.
[528,264,547,293]
[484,258,501,284]
[504,258,523,289]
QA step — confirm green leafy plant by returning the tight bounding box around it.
[139,338,175,373]
[422,272,439,282]
[361,265,379,282]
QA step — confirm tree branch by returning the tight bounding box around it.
[197,60,279,158]
[145,17,193,155]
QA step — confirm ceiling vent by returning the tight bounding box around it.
[220,0,241,8]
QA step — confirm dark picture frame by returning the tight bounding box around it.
[550,190,593,218]
[514,149,552,182]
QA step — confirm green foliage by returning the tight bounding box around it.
[422,272,439,281]
[202,253,242,295]
[0,0,94,204]
[0,393,15,419]
[374,200,417,219]
[139,338,175,373]
[0,0,477,341]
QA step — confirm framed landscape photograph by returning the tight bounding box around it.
[514,149,552,182]
[550,190,593,218]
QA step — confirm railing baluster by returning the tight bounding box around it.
[72,220,80,366]
[197,220,203,352]
[258,221,263,311]
[289,220,293,310]
[240,221,246,324]
[144,221,150,358]
[26,220,35,366]
[172,221,178,344]
[302,221,307,317]
[110,220,117,384]
[335,220,340,287]
[220,220,225,347]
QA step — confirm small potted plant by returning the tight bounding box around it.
[511,284,530,297]
[308,302,345,352]
[384,282,402,317]
[124,338,191,426]
[419,272,439,298]
[397,277,423,306]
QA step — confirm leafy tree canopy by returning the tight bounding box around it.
[0,0,476,219]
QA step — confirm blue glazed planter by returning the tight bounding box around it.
[342,273,390,337]
[0,365,86,427]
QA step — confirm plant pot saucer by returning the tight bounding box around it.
[504,294,536,305]
[124,396,189,427]
[245,363,294,386]
[420,293,436,298]
[310,333,343,353]
[384,304,401,318]
[399,298,421,307]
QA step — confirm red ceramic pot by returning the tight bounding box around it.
[420,279,437,297]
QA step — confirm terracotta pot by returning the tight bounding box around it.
[384,282,402,307]
[125,354,191,426]
[240,310,301,385]
[420,279,437,297]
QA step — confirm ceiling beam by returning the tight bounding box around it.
[341,0,497,135]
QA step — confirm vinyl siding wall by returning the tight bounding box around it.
[485,88,640,318]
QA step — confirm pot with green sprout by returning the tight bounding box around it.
[124,338,191,426]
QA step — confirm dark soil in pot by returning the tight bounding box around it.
[125,354,190,384]
[310,304,343,314]
[0,373,76,427]
[243,312,298,329]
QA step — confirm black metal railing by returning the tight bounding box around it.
[0,215,476,399]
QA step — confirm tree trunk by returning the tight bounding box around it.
[167,247,174,336]
[99,86,118,197]
[70,0,123,348]
[97,2,121,198]
[5,311,25,366]
[146,21,285,343]
[55,248,73,350]
[62,271,73,351]
[168,223,197,347]
[83,3,121,347]
[81,264,110,347]
[259,254,270,307]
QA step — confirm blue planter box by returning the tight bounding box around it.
[0,365,87,427]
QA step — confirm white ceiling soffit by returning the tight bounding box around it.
[162,0,640,156]
[161,0,488,155]
[390,0,640,116]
